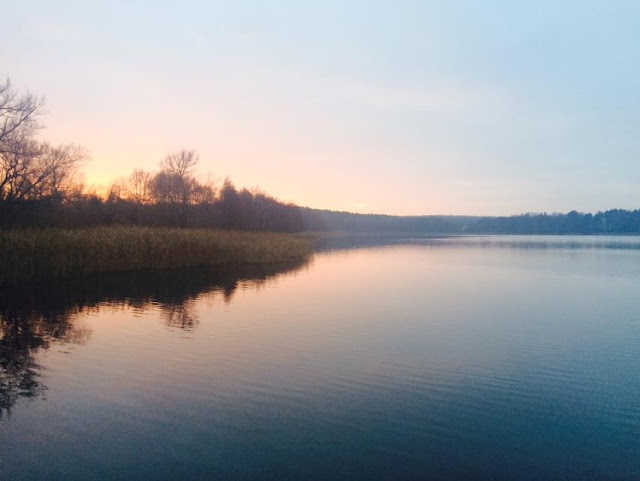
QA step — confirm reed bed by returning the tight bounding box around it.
[0,226,313,287]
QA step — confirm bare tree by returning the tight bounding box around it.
[162,149,198,179]
[0,138,43,201]
[0,79,86,203]
[127,169,152,203]
[191,178,216,204]
[36,143,86,200]
[0,78,44,153]
[157,149,200,205]
[0,141,85,202]
[149,171,184,204]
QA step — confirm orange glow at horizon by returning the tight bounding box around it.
[77,149,468,216]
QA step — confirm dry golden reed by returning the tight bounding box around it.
[0,226,313,286]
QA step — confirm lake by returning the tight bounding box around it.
[2,236,640,480]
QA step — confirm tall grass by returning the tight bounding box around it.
[0,226,313,286]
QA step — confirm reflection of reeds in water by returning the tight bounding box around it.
[0,259,310,417]
[0,226,313,286]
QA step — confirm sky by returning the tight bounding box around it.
[3,1,640,215]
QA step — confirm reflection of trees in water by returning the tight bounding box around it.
[0,309,91,417]
[0,260,309,417]
[162,301,198,331]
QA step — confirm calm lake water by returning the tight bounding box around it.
[2,236,640,480]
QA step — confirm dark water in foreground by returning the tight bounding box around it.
[2,236,640,480]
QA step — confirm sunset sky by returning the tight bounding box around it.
[4,1,640,215]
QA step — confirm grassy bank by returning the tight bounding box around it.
[0,226,313,287]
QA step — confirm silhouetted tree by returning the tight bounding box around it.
[127,169,152,204]
[0,78,43,151]
[160,149,198,205]
[149,170,184,204]
[0,79,86,204]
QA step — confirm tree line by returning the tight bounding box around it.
[0,79,304,232]
[3,78,640,235]
[299,208,460,233]
[299,208,640,234]
[465,210,640,235]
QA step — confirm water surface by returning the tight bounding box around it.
[2,236,640,480]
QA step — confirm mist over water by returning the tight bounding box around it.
[2,236,640,480]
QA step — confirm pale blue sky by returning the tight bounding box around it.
[3,1,640,214]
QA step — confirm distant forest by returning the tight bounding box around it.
[300,208,640,235]
[2,78,640,235]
